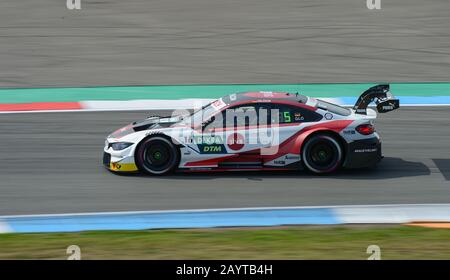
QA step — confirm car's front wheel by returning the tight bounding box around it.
[135,136,179,175]
[302,134,343,174]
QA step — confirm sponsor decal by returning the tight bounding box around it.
[325,113,333,120]
[354,148,378,153]
[111,162,122,170]
[294,112,304,121]
[145,130,162,137]
[227,133,245,151]
[343,130,356,135]
[265,154,300,166]
[110,162,138,171]
[211,99,226,110]
[260,91,274,97]
[194,135,223,145]
[190,136,226,153]
[197,144,227,154]
[285,154,300,160]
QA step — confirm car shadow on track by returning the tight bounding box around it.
[432,159,450,181]
[117,157,430,181]
[332,157,431,180]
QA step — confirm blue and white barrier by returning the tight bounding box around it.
[1,204,450,234]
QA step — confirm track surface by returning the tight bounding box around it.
[1,0,450,87]
[1,108,449,215]
[1,1,450,215]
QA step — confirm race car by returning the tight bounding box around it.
[103,84,399,175]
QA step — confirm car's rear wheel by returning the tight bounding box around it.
[302,134,343,174]
[135,136,179,175]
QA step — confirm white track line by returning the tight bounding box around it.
[1,203,450,219]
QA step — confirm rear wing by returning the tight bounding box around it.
[353,84,400,115]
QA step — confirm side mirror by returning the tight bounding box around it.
[202,116,215,129]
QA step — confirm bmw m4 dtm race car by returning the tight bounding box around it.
[103,84,399,175]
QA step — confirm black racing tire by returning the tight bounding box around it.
[135,136,179,175]
[302,134,343,174]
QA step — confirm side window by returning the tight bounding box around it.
[224,105,258,128]
[203,104,259,131]
[272,105,322,124]
[202,112,224,131]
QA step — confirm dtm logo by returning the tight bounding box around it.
[198,144,227,154]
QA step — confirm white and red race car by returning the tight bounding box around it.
[103,84,399,175]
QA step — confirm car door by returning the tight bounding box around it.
[201,103,267,168]
[262,103,323,167]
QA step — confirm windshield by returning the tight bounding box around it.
[180,98,225,126]
[317,99,351,116]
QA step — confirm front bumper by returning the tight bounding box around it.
[103,151,139,172]
[342,137,382,169]
[103,139,139,172]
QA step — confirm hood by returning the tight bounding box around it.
[132,116,181,131]
[109,116,181,139]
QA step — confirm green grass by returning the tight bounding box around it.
[1,225,450,259]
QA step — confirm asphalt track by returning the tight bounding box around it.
[1,0,450,87]
[0,108,449,215]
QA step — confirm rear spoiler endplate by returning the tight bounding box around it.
[353,84,400,115]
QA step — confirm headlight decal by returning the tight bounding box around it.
[110,142,133,151]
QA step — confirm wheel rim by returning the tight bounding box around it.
[303,136,342,173]
[310,142,334,166]
[145,144,170,166]
[141,139,176,173]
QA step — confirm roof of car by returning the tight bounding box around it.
[223,91,308,105]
